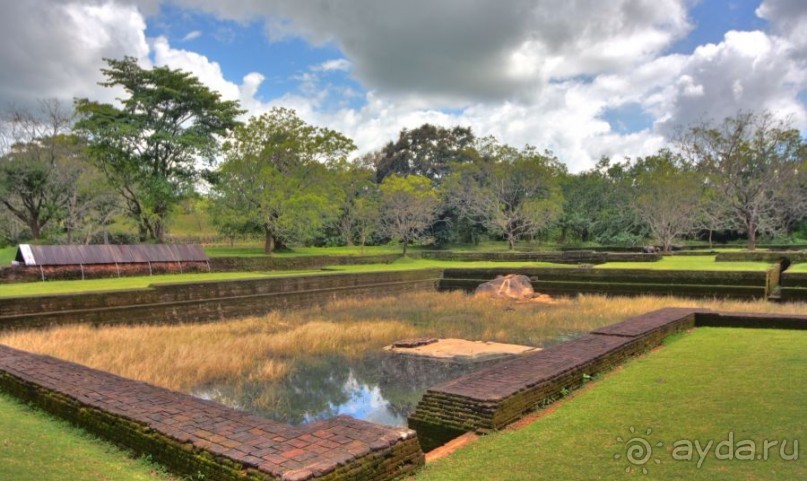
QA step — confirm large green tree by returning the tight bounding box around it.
[210,108,356,253]
[374,124,476,184]
[74,57,244,242]
[628,150,702,252]
[449,139,565,249]
[379,174,439,255]
[0,100,88,240]
[682,112,807,250]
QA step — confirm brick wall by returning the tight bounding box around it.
[408,309,807,451]
[439,267,775,299]
[0,345,424,481]
[0,270,441,330]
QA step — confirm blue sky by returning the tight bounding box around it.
[1,0,805,171]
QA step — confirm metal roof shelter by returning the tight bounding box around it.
[14,244,209,266]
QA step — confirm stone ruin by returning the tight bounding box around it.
[473,274,536,301]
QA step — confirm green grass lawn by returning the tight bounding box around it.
[324,258,574,273]
[597,255,775,271]
[0,246,15,265]
[0,259,572,298]
[205,244,404,257]
[417,328,806,481]
[0,271,320,298]
[787,263,807,273]
[0,255,777,298]
[0,392,174,481]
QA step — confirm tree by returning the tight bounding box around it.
[682,112,806,250]
[374,124,476,184]
[210,108,356,253]
[74,57,244,242]
[471,140,565,249]
[379,174,439,255]
[440,155,493,245]
[331,156,377,246]
[628,150,702,252]
[557,167,611,244]
[0,100,83,240]
[353,195,381,250]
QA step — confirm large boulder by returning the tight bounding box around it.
[474,274,535,300]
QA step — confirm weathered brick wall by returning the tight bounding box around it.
[208,254,401,272]
[780,271,807,301]
[716,251,807,263]
[0,345,424,481]
[408,307,701,451]
[0,270,441,330]
[439,267,774,299]
[415,251,661,264]
[409,309,807,451]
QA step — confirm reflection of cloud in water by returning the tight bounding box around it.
[305,373,403,427]
[192,352,508,427]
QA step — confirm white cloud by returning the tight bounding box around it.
[0,0,804,174]
[0,0,149,107]
[181,30,202,42]
[169,0,692,103]
[648,30,807,134]
[314,59,351,72]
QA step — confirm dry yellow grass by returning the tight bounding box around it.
[0,314,417,391]
[1,291,804,394]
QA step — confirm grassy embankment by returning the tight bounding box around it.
[416,327,807,481]
[0,392,174,481]
[0,254,774,298]
[595,255,774,271]
[786,262,807,273]
[0,258,569,298]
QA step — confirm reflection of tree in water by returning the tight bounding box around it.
[194,352,506,426]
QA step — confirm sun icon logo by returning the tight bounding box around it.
[614,426,664,474]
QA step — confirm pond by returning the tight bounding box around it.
[192,352,506,427]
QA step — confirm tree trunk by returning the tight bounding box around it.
[138,223,148,242]
[747,226,757,251]
[29,220,41,240]
[708,229,713,249]
[264,228,275,254]
[402,239,408,256]
[508,235,516,250]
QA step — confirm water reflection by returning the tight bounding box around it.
[193,352,505,427]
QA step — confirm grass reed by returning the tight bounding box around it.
[1,291,803,393]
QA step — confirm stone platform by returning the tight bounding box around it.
[384,338,539,363]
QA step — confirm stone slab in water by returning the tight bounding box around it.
[384,338,539,363]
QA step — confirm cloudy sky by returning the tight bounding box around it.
[1,0,805,171]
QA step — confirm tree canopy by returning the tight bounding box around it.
[74,56,244,242]
[210,107,356,253]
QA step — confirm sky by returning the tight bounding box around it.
[0,0,805,172]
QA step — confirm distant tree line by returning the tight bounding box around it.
[1,58,806,253]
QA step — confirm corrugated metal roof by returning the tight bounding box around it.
[13,244,209,266]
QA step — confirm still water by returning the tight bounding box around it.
[193,352,503,427]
